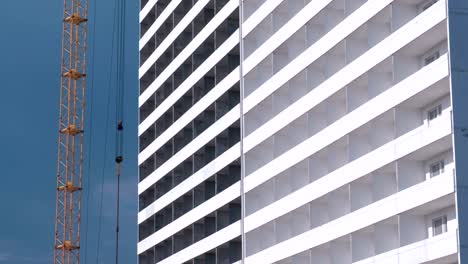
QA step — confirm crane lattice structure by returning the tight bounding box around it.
[54,0,88,263]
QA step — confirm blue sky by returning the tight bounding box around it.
[0,1,139,263]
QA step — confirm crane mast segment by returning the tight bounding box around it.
[54,0,88,263]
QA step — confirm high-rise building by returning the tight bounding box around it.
[138,0,468,263]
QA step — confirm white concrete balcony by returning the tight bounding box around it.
[242,171,455,263]
[274,230,457,264]
[243,53,450,217]
[351,231,457,264]
[240,108,451,257]
[138,0,457,263]
[242,0,447,184]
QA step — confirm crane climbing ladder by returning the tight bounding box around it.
[54,0,88,263]
[53,0,127,263]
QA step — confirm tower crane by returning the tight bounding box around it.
[52,0,126,263]
[53,0,88,263]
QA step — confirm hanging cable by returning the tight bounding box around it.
[95,0,119,262]
[114,0,126,262]
[92,0,125,262]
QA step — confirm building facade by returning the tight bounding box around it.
[138,0,468,263]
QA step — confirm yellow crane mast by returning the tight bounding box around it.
[54,0,88,263]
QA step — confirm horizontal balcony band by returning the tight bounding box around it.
[140,0,179,42]
[138,181,241,255]
[149,166,454,263]
[138,56,449,223]
[241,174,455,263]
[138,0,288,107]
[137,90,451,256]
[137,2,447,195]
[138,33,238,138]
[243,0,446,155]
[244,116,452,237]
[241,0,333,76]
[138,144,240,224]
[353,231,457,264]
[137,0,395,165]
[138,0,331,137]
[245,54,449,194]
[158,221,241,264]
[139,0,218,75]
[140,0,160,23]
[138,0,450,260]
[138,105,240,194]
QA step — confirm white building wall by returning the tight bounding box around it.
[138,0,460,263]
